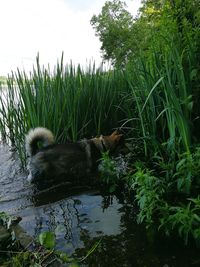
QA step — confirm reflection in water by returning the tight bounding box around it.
[19,192,124,255]
[0,143,199,266]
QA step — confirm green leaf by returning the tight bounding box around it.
[58,252,71,263]
[109,184,116,193]
[38,231,55,249]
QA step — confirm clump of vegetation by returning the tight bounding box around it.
[126,164,166,225]
[100,146,200,244]
[99,152,128,192]
[159,197,200,245]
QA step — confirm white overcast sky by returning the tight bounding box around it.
[0,0,141,76]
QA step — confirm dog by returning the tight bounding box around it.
[25,127,122,183]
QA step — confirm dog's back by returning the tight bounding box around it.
[26,127,122,183]
[29,143,90,181]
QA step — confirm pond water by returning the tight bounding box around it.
[0,143,199,266]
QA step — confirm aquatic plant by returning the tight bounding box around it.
[99,152,128,192]
[0,56,129,166]
[125,37,192,157]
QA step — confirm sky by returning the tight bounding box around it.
[0,0,142,76]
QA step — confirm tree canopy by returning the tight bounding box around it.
[91,0,200,68]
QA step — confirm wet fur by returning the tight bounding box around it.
[26,127,122,183]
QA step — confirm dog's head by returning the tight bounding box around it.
[92,130,123,152]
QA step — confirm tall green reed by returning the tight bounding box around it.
[125,37,192,157]
[0,56,128,165]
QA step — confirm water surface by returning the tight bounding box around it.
[0,143,199,266]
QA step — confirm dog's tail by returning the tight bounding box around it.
[25,127,54,156]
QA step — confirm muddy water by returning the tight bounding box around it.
[0,143,199,266]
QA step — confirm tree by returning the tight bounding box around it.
[90,0,176,67]
[91,0,135,67]
[91,0,200,69]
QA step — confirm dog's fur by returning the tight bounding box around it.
[25,127,122,183]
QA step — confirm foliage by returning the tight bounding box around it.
[126,41,192,156]
[174,152,193,194]
[0,57,130,166]
[91,0,134,67]
[122,146,200,244]
[99,152,128,192]
[159,197,200,244]
[121,6,200,241]
[126,164,166,225]
[91,0,200,67]
[92,141,200,244]
[91,0,200,141]
[0,226,100,266]
[174,147,200,194]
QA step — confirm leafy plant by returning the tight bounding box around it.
[1,228,100,266]
[127,165,166,225]
[99,152,128,192]
[159,197,200,244]
[173,146,200,194]
[174,152,193,194]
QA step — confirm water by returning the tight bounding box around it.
[0,143,199,266]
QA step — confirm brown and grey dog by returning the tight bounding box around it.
[25,127,122,183]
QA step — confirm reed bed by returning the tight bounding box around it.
[0,57,130,164]
[126,40,192,157]
[0,41,193,166]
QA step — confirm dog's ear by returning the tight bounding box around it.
[110,130,123,141]
[101,131,123,151]
[114,134,123,143]
[111,130,118,136]
[111,130,123,137]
